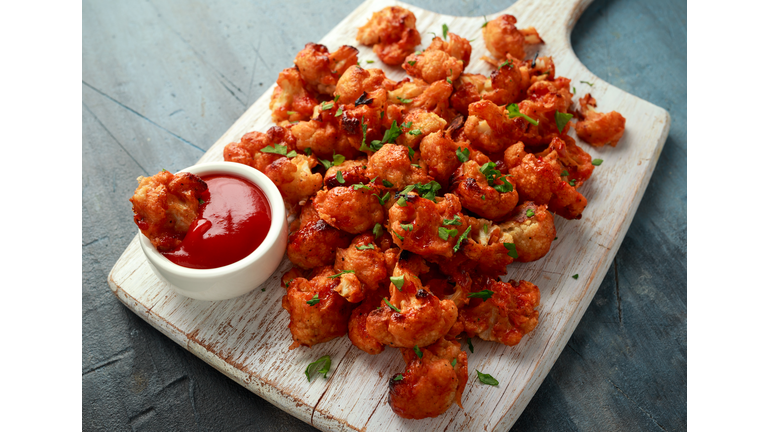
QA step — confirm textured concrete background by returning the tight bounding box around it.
[82,0,686,430]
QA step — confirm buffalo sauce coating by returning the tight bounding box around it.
[162,174,271,269]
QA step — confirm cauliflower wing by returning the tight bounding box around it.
[365,143,433,190]
[450,160,519,221]
[269,67,318,125]
[334,232,391,292]
[348,298,387,355]
[294,43,359,95]
[575,93,626,147]
[223,126,297,173]
[403,50,462,84]
[263,154,323,211]
[130,170,208,252]
[356,6,421,65]
[313,185,385,234]
[287,201,352,269]
[497,201,556,263]
[482,14,543,60]
[388,193,469,258]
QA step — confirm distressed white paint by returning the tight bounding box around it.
[108,0,670,430]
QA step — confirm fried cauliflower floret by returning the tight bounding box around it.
[349,298,387,355]
[294,43,359,95]
[403,50,462,84]
[334,232,391,291]
[460,275,540,346]
[130,171,208,252]
[450,64,524,116]
[462,100,521,153]
[426,33,472,66]
[281,266,354,349]
[313,185,385,234]
[460,217,515,275]
[323,158,370,188]
[482,14,543,60]
[409,80,455,121]
[419,131,463,188]
[334,66,396,104]
[269,67,318,125]
[535,135,594,187]
[389,193,469,258]
[395,109,447,149]
[450,160,519,221]
[334,272,365,303]
[365,143,432,189]
[506,145,587,220]
[389,337,468,419]
[497,201,556,262]
[287,202,352,269]
[388,78,430,105]
[356,6,421,65]
[264,154,323,211]
[575,93,626,147]
[290,106,361,159]
[366,254,458,348]
[223,126,297,172]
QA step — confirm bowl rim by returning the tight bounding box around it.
[138,161,286,278]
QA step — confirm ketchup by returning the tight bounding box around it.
[162,174,271,269]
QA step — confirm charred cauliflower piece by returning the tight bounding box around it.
[223,126,297,173]
[294,43,359,95]
[130,170,208,252]
[395,109,447,150]
[269,67,318,125]
[281,266,354,349]
[535,135,594,188]
[460,275,540,346]
[334,232,391,292]
[287,201,352,269]
[450,160,519,221]
[460,217,515,275]
[365,143,433,190]
[313,185,385,234]
[389,193,470,258]
[575,93,626,147]
[403,50,462,84]
[389,337,469,419]
[357,6,421,66]
[497,201,556,263]
[482,14,543,60]
[348,298,387,355]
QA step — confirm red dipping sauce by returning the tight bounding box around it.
[162,174,272,269]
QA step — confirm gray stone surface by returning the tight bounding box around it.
[82,0,686,430]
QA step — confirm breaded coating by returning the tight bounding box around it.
[269,67,318,126]
[403,50,463,84]
[130,170,208,252]
[366,254,458,348]
[281,266,354,349]
[460,275,540,346]
[497,201,556,262]
[313,185,385,234]
[348,298,387,355]
[263,154,323,211]
[294,43,359,95]
[575,93,626,147]
[334,232,391,291]
[291,105,361,159]
[482,14,543,60]
[334,272,365,303]
[223,126,297,172]
[450,160,519,221]
[535,136,594,187]
[426,33,472,66]
[389,193,470,258]
[287,202,352,269]
[366,143,433,190]
[420,131,463,188]
[424,266,473,310]
[409,80,455,122]
[462,100,521,153]
[395,109,447,150]
[357,6,421,65]
[323,159,370,189]
[450,64,524,116]
[335,66,396,104]
[460,217,515,275]
[389,337,468,419]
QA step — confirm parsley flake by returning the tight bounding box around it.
[592,159,603,166]
[531,51,539,68]
[467,338,474,353]
[397,196,408,207]
[198,198,204,205]
[493,176,515,193]
[483,224,488,234]
[286,111,297,115]
[569,179,576,186]
[414,345,423,359]
[456,147,470,163]
[306,294,320,306]
[400,223,414,232]
[335,106,343,117]
[390,275,405,290]
[572,274,579,280]
[442,23,449,39]
[407,60,416,66]
[468,289,494,301]
[396,96,413,104]
[507,103,539,126]
[476,370,499,386]
[305,355,331,382]
[374,191,391,206]
[561,169,569,177]
[320,101,334,110]
[443,215,462,226]
[373,223,384,239]
[333,154,345,166]
[453,227,471,252]
[393,231,404,241]
[384,297,401,313]
[304,147,312,156]
[393,374,404,381]
[526,208,535,218]
[555,111,574,133]
[438,226,458,241]
[328,270,355,279]
[260,144,291,156]
[407,129,422,136]
[366,60,374,64]
[481,15,488,28]
[498,60,510,70]
[504,243,519,258]
[451,358,457,367]
[382,179,394,187]
[580,80,594,86]
[336,170,345,184]
[353,183,372,191]
[355,243,375,251]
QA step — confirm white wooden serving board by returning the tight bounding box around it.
[108,0,670,430]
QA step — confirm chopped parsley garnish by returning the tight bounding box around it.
[397,196,408,207]
[503,243,518,258]
[407,129,422,136]
[438,226,458,241]
[451,358,457,367]
[572,274,579,280]
[572,86,576,94]
[526,208,535,218]
[161,168,168,172]
[396,96,413,104]
[286,111,297,115]
[334,95,340,102]
[328,270,355,279]
[481,195,485,200]
[380,120,404,144]
[384,297,401,313]
[390,275,405,290]
[393,374,404,381]
[359,118,382,152]
[353,183,372,191]
[407,60,416,66]
[498,60,510,70]
[442,23,449,39]
[467,338,474,353]
[493,176,514,193]
[320,101,334,110]
[479,161,504,187]
[483,224,488,234]
[304,147,312,155]
[373,223,384,239]
[443,215,462,226]
[555,111,574,133]
[335,106,343,117]
[335,170,345,184]
[468,289,494,301]
[305,355,331,382]
[374,191,390,206]
[447,77,452,84]
[568,179,576,186]
[414,345,423,359]
[561,169,569,177]
[198,198,204,205]
[400,223,414,232]
[592,159,603,166]
[319,158,332,169]
[481,15,488,28]
[476,370,499,386]
[407,146,415,160]
[393,231,404,241]
[456,147,470,163]
[453,227,472,252]
[382,179,394,187]
[260,144,297,157]
[413,181,441,201]
[306,294,320,306]
[366,60,374,64]
[531,51,539,68]
[333,154,345,166]
[507,103,539,126]
[580,80,594,86]
[355,243,375,250]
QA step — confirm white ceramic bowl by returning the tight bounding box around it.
[138,161,288,301]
